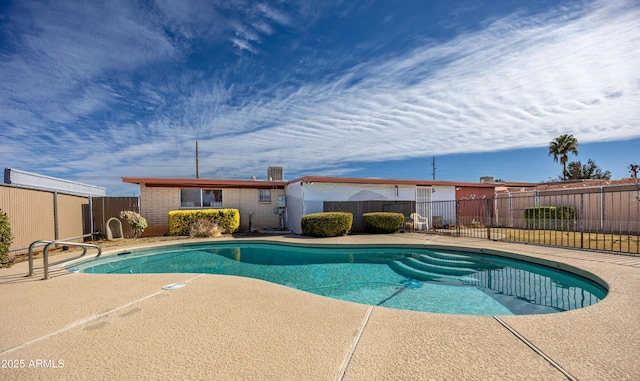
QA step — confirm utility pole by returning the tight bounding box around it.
[195,141,199,179]
[431,157,436,180]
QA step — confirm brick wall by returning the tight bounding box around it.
[139,185,178,236]
[139,185,286,236]
[223,188,285,231]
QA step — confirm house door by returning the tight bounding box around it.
[416,187,432,224]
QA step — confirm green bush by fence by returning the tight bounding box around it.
[301,212,353,237]
[0,210,13,268]
[169,209,240,236]
[524,206,575,230]
[363,212,404,233]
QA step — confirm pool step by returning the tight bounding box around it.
[402,257,476,276]
[388,260,447,281]
[427,251,477,261]
[389,260,478,283]
[420,251,502,271]
[414,254,476,267]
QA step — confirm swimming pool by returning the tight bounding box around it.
[73,241,607,315]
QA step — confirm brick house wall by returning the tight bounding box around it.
[139,185,178,236]
[139,184,285,236]
[222,188,286,232]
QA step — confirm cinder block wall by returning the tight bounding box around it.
[139,185,286,236]
[139,185,178,236]
[223,189,286,231]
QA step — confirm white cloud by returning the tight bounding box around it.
[197,0,639,175]
[256,3,291,26]
[1,0,639,194]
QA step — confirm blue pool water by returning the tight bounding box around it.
[74,242,607,315]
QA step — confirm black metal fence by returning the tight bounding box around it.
[322,187,640,255]
[422,187,640,255]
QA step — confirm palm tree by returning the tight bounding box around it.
[548,134,578,180]
[630,163,640,200]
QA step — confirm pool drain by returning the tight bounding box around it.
[400,278,423,289]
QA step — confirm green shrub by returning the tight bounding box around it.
[363,212,404,233]
[169,209,240,236]
[301,212,353,237]
[0,210,13,268]
[524,206,575,230]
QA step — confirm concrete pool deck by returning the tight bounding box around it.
[1,234,639,380]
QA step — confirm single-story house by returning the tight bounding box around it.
[123,174,532,235]
[122,177,287,236]
[285,176,510,234]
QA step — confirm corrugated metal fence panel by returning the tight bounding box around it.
[510,194,536,228]
[495,194,512,227]
[603,190,640,234]
[57,194,89,242]
[0,185,55,252]
[92,197,140,238]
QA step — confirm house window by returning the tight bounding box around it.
[258,189,271,203]
[180,189,223,208]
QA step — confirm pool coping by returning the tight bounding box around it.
[70,238,610,313]
[1,233,639,380]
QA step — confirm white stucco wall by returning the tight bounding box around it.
[287,182,417,234]
[429,186,457,225]
[285,181,304,234]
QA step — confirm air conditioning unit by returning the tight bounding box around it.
[480,176,494,183]
[267,166,284,181]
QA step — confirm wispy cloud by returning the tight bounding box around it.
[1,0,638,194]
[183,0,640,175]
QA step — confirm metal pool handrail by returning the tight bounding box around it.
[27,240,102,280]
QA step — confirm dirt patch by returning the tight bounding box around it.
[87,236,193,249]
[11,236,196,263]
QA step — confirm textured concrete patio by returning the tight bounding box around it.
[1,234,639,380]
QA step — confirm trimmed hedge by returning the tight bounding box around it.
[0,210,13,268]
[169,209,240,236]
[363,212,404,233]
[524,206,575,230]
[301,212,353,237]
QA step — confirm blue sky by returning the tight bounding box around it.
[1,0,639,195]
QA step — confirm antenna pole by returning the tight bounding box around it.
[196,141,199,179]
[432,157,436,180]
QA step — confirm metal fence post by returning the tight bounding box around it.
[486,198,491,240]
[88,196,94,240]
[53,191,59,240]
[455,201,460,237]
